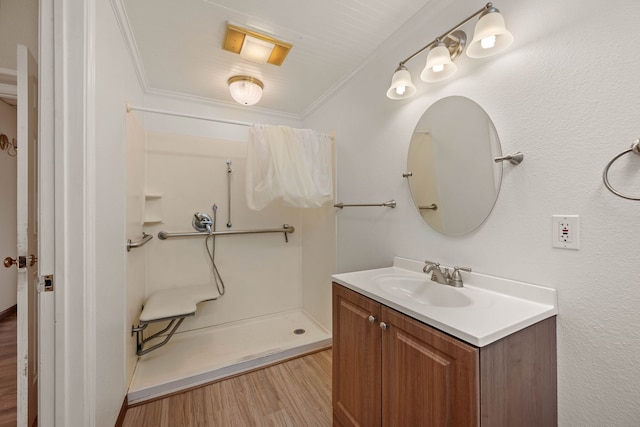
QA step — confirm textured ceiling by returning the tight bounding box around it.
[119,0,431,116]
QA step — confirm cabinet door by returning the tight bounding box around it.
[381,307,479,427]
[333,283,382,426]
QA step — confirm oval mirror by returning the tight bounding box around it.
[407,96,502,236]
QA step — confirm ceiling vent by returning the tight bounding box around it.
[223,23,292,66]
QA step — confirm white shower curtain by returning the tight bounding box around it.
[246,125,333,210]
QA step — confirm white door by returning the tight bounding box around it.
[16,43,38,427]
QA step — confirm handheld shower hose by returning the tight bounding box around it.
[205,204,225,296]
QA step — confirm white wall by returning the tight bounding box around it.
[0,102,17,312]
[0,0,38,70]
[303,0,640,425]
[94,0,144,424]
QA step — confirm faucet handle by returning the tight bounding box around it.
[424,260,440,266]
[450,266,472,287]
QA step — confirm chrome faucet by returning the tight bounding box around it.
[193,212,213,234]
[423,261,471,288]
[423,261,449,284]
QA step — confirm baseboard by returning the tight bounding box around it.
[114,395,128,427]
[0,304,17,321]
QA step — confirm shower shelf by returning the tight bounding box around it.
[144,193,163,224]
[143,218,163,224]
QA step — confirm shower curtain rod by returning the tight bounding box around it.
[126,102,254,127]
[126,102,336,140]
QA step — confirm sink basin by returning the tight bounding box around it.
[332,258,559,346]
[373,274,472,308]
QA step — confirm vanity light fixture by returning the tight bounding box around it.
[223,23,292,66]
[386,2,513,99]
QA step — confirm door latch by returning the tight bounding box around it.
[39,275,54,292]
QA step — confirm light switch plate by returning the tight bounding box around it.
[552,215,580,250]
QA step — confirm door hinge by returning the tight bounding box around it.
[39,274,54,292]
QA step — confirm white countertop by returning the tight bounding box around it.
[332,257,558,347]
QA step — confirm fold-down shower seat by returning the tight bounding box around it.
[132,285,219,356]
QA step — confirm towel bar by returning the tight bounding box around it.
[334,200,396,209]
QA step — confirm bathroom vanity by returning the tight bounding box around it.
[331,258,558,426]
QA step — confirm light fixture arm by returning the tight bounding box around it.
[397,2,494,68]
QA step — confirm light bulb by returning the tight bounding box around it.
[432,64,444,73]
[481,35,496,49]
[395,86,406,95]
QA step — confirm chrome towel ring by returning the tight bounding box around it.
[603,138,640,200]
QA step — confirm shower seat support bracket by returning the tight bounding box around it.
[131,315,189,356]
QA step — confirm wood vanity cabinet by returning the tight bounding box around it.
[332,283,557,427]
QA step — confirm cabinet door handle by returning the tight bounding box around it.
[368,315,376,324]
[380,322,388,330]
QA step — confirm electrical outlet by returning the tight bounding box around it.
[552,215,580,250]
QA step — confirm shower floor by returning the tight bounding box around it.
[127,309,332,404]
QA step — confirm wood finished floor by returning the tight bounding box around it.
[123,349,332,427]
[0,310,17,427]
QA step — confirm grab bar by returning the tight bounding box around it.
[158,224,295,243]
[603,139,640,200]
[334,200,396,209]
[419,204,438,210]
[226,160,233,228]
[127,232,153,252]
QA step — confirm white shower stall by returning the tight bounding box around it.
[124,102,336,403]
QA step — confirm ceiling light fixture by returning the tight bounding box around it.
[223,23,292,66]
[228,76,264,106]
[386,2,513,99]
[240,35,275,64]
